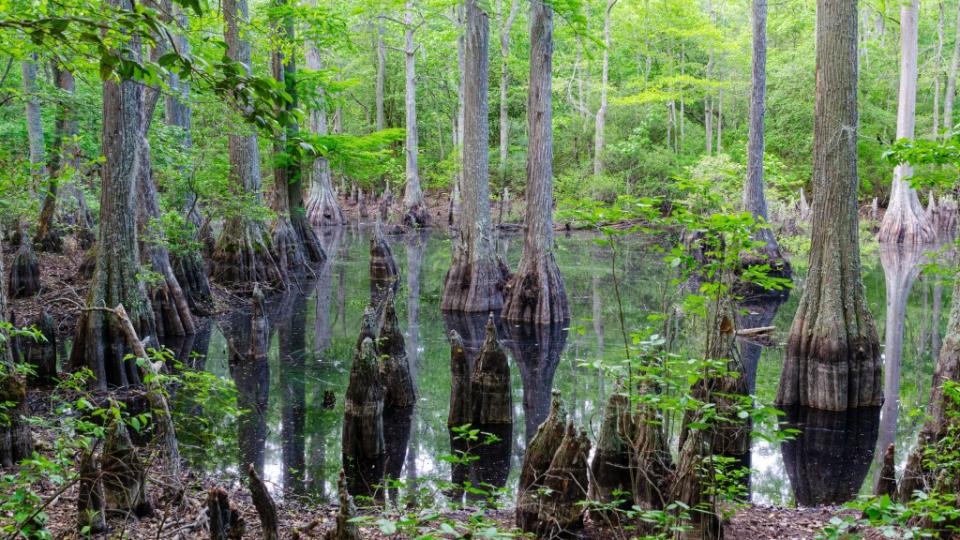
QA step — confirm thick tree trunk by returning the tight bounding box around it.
[376,23,386,132]
[497,0,518,182]
[503,0,569,324]
[35,60,72,253]
[70,12,157,389]
[777,0,882,411]
[878,0,936,244]
[213,0,282,288]
[378,293,416,409]
[593,0,615,176]
[304,20,347,228]
[402,2,429,228]
[21,57,46,187]
[669,430,720,539]
[441,0,507,313]
[944,2,960,134]
[744,0,788,270]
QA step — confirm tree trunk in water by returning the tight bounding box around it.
[270,4,325,279]
[535,423,592,537]
[213,0,282,288]
[878,0,935,244]
[442,0,507,313]
[503,0,569,325]
[446,329,471,502]
[593,0,615,176]
[70,9,158,389]
[304,20,347,228]
[777,0,882,411]
[342,328,385,503]
[516,390,566,532]
[402,2,429,228]
[498,0,519,182]
[744,0,789,274]
[944,1,960,134]
[378,293,416,408]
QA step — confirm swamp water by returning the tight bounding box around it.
[169,226,952,508]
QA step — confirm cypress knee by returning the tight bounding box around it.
[325,470,361,540]
[0,371,32,467]
[669,429,720,540]
[23,311,57,387]
[589,392,633,524]
[248,464,279,540]
[207,487,245,540]
[8,233,40,298]
[78,448,107,535]
[369,222,399,311]
[535,423,592,538]
[378,293,416,408]
[342,336,385,503]
[101,421,153,518]
[517,390,566,532]
[447,330,471,502]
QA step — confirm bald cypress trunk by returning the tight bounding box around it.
[402,1,429,228]
[497,0,518,183]
[212,0,282,287]
[441,0,506,313]
[21,57,46,188]
[503,0,569,324]
[535,423,592,537]
[70,6,157,389]
[878,0,936,244]
[944,2,960,134]
[35,58,66,253]
[594,0,615,176]
[777,0,882,411]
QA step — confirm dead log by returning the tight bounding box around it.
[0,370,33,467]
[78,446,107,534]
[207,487,244,540]
[23,311,57,387]
[101,420,153,518]
[377,292,416,408]
[589,392,633,524]
[875,444,897,498]
[369,221,399,311]
[342,336,385,503]
[517,390,566,532]
[324,469,362,540]
[535,423,592,538]
[8,233,40,298]
[248,464,279,540]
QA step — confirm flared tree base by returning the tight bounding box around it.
[0,373,33,467]
[306,190,347,228]
[503,253,569,324]
[441,256,507,314]
[212,219,282,289]
[172,250,214,316]
[878,203,937,244]
[8,241,41,298]
[402,201,430,229]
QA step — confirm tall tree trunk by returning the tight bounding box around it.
[69,0,157,389]
[743,0,788,271]
[402,1,429,228]
[304,10,346,228]
[213,0,282,287]
[776,0,882,412]
[270,0,325,280]
[21,57,46,187]
[503,0,569,324]
[935,2,945,139]
[498,0,519,182]
[944,1,960,134]
[878,0,936,244]
[593,0,616,176]
[376,22,386,132]
[35,60,72,253]
[441,0,507,313]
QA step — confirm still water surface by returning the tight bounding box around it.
[171,226,952,508]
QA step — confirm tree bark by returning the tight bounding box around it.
[35,59,70,253]
[877,0,936,244]
[212,0,282,288]
[342,328,385,503]
[503,0,569,325]
[441,0,507,313]
[516,390,566,532]
[593,0,616,176]
[248,464,279,540]
[535,423,592,537]
[376,22,386,132]
[944,1,960,134]
[402,1,429,228]
[21,57,46,187]
[304,11,347,228]
[777,0,882,411]
[498,0,519,182]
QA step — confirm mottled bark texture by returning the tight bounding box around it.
[497,0,519,182]
[70,8,158,389]
[304,32,346,228]
[342,336,385,503]
[668,430,720,539]
[207,487,245,540]
[8,232,40,298]
[0,235,32,468]
[269,1,325,279]
[213,0,282,288]
[446,330,471,501]
[370,223,400,310]
[878,0,936,244]
[516,390,566,533]
[743,0,788,274]
[875,444,897,498]
[441,0,507,313]
[402,1,429,228]
[536,423,592,538]
[776,0,882,411]
[898,275,960,501]
[378,293,416,408]
[503,0,569,325]
[589,392,633,525]
[102,420,153,517]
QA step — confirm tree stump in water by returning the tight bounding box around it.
[589,392,634,525]
[469,315,513,495]
[517,390,566,532]
[378,293,416,408]
[0,371,33,467]
[23,311,57,387]
[342,336,386,503]
[536,423,592,538]
[248,464,279,540]
[369,222,399,311]
[207,487,245,540]
[78,447,107,534]
[358,191,369,219]
[446,330,471,502]
[8,234,40,298]
[101,420,153,518]
[325,470,361,540]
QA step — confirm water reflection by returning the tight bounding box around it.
[781,406,880,506]
[506,322,567,442]
[277,291,310,497]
